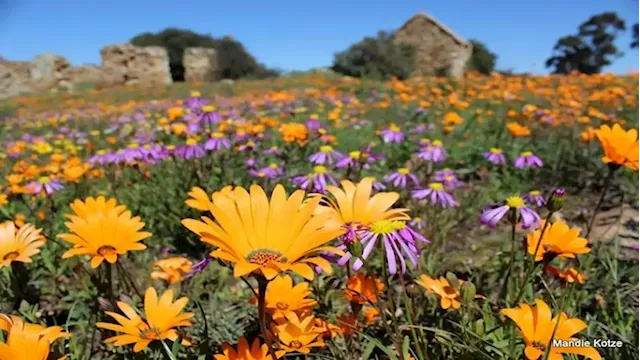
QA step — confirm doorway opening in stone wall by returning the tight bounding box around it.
[170,62,186,82]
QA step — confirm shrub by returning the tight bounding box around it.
[331,31,416,80]
[467,39,498,74]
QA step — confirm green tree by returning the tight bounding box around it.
[466,39,497,74]
[331,31,416,80]
[545,12,626,74]
[130,29,276,81]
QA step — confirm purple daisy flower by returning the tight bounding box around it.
[244,158,257,168]
[249,163,282,179]
[409,217,426,231]
[362,176,387,191]
[27,176,64,195]
[523,190,546,207]
[483,148,507,165]
[480,196,541,229]
[198,105,221,126]
[308,145,343,165]
[417,139,446,162]
[184,255,213,279]
[336,146,384,169]
[380,124,405,143]
[411,124,433,134]
[384,168,420,189]
[339,220,428,275]
[174,140,205,160]
[263,146,282,156]
[433,169,462,189]
[88,150,113,165]
[290,166,337,192]
[115,146,146,164]
[305,117,322,132]
[412,182,458,208]
[204,132,231,151]
[514,151,543,169]
[185,91,206,110]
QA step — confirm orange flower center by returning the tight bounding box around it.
[532,341,546,351]
[276,302,289,310]
[3,251,19,261]
[139,327,160,340]
[246,250,285,265]
[98,246,117,257]
[289,340,303,349]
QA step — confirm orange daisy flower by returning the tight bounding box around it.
[258,275,317,321]
[96,287,194,352]
[343,273,384,305]
[415,275,461,310]
[182,184,344,280]
[544,265,586,284]
[501,299,601,360]
[593,124,639,170]
[527,221,590,262]
[0,221,46,268]
[214,337,273,360]
[0,314,69,360]
[151,257,193,285]
[59,197,151,268]
[272,313,324,358]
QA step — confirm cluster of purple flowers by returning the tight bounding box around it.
[483,148,544,169]
[417,139,447,162]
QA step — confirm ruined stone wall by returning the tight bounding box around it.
[100,44,172,87]
[30,53,73,91]
[0,54,75,98]
[394,13,472,78]
[183,47,218,82]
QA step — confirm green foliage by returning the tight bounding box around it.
[130,29,277,81]
[631,23,639,49]
[467,39,497,74]
[331,31,416,80]
[546,12,626,74]
[213,37,279,80]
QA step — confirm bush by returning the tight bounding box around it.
[466,39,497,74]
[212,37,279,80]
[331,31,416,80]
[130,29,277,81]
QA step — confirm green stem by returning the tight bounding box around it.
[542,285,571,360]
[399,275,427,360]
[586,165,616,238]
[257,276,278,360]
[513,211,554,305]
[381,257,404,360]
[500,221,517,304]
[160,340,179,360]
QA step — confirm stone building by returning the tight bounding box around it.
[100,44,172,87]
[394,12,472,78]
[183,47,219,82]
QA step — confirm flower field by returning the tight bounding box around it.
[0,72,638,360]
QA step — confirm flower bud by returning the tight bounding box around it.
[460,281,477,303]
[445,272,459,289]
[349,240,364,259]
[98,297,114,312]
[546,188,565,212]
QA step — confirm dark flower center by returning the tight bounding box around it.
[98,246,117,257]
[290,340,303,349]
[3,251,19,261]
[246,249,285,265]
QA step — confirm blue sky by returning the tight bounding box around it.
[1,0,638,74]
